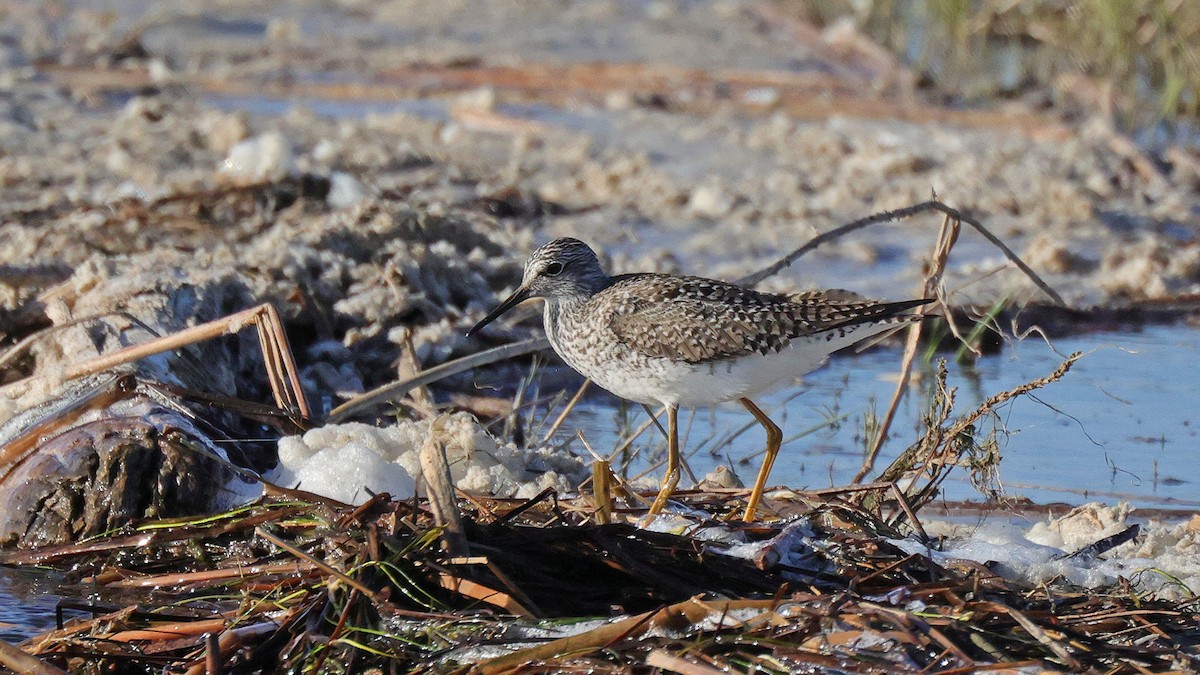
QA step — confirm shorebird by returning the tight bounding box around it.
[468,238,930,520]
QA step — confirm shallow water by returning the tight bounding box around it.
[552,322,1200,510]
[0,566,66,642]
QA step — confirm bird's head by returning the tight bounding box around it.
[467,238,608,337]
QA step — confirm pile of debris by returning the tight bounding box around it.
[3,481,1196,673]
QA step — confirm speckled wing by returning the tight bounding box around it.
[605,274,925,364]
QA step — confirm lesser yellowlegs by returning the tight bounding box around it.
[468,237,930,520]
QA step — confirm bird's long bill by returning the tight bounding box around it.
[466,285,532,337]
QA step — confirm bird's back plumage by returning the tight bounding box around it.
[600,274,926,364]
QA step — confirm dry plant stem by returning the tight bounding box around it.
[419,415,469,557]
[888,482,928,541]
[645,649,727,675]
[0,303,310,419]
[648,405,680,514]
[254,526,381,602]
[399,329,436,417]
[592,460,613,525]
[944,353,1080,447]
[204,631,219,675]
[108,562,318,589]
[104,618,228,642]
[608,406,664,466]
[736,199,1064,306]
[850,321,921,485]
[481,561,543,616]
[579,433,651,509]
[329,336,549,422]
[472,598,774,675]
[0,503,310,566]
[541,379,590,443]
[881,353,1081,508]
[987,602,1083,670]
[740,397,783,521]
[0,310,148,373]
[0,639,67,675]
[311,588,357,675]
[434,574,533,618]
[853,212,959,484]
[184,630,243,675]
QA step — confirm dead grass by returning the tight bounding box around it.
[806,0,1200,126]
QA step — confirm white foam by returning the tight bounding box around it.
[265,414,587,504]
[220,131,295,181]
[327,171,368,209]
[893,502,1200,599]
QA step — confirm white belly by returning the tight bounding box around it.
[587,346,825,407]
[546,300,902,408]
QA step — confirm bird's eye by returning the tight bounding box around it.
[544,262,564,276]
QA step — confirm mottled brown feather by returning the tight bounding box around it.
[604,273,928,364]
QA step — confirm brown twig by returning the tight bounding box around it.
[419,415,469,557]
[328,337,550,422]
[255,526,380,601]
[471,598,774,674]
[592,460,614,525]
[0,639,68,675]
[852,210,959,484]
[541,379,590,443]
[0,303,311,419]
[736,200,1064,307]
[879,352,1082,510]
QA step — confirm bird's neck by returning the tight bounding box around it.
[542,294,588,348]
[542,272,610,347]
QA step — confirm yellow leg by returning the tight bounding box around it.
[740,398,782,521]
[648,405,680,514]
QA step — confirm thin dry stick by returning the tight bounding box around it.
[107,562,317,589]
[254,526,381,601]
[399,329,437,417]
[852,212,958,484]
[888,482,928,541]
[0,303,311,419]
[419,416,469,557]
[944,352,1081,441]
[578,432,652,508]
[328,337,549,422]
[205,631,220,675]
[645,650,728,675]
[592,460,613,525]
[607,407,665,462]
[0,310,155,373]
[0,639,67,675]
[735,199,1064,306]
[541,379,591,443]
[473,598,773,675]
[885,352,1081,509]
